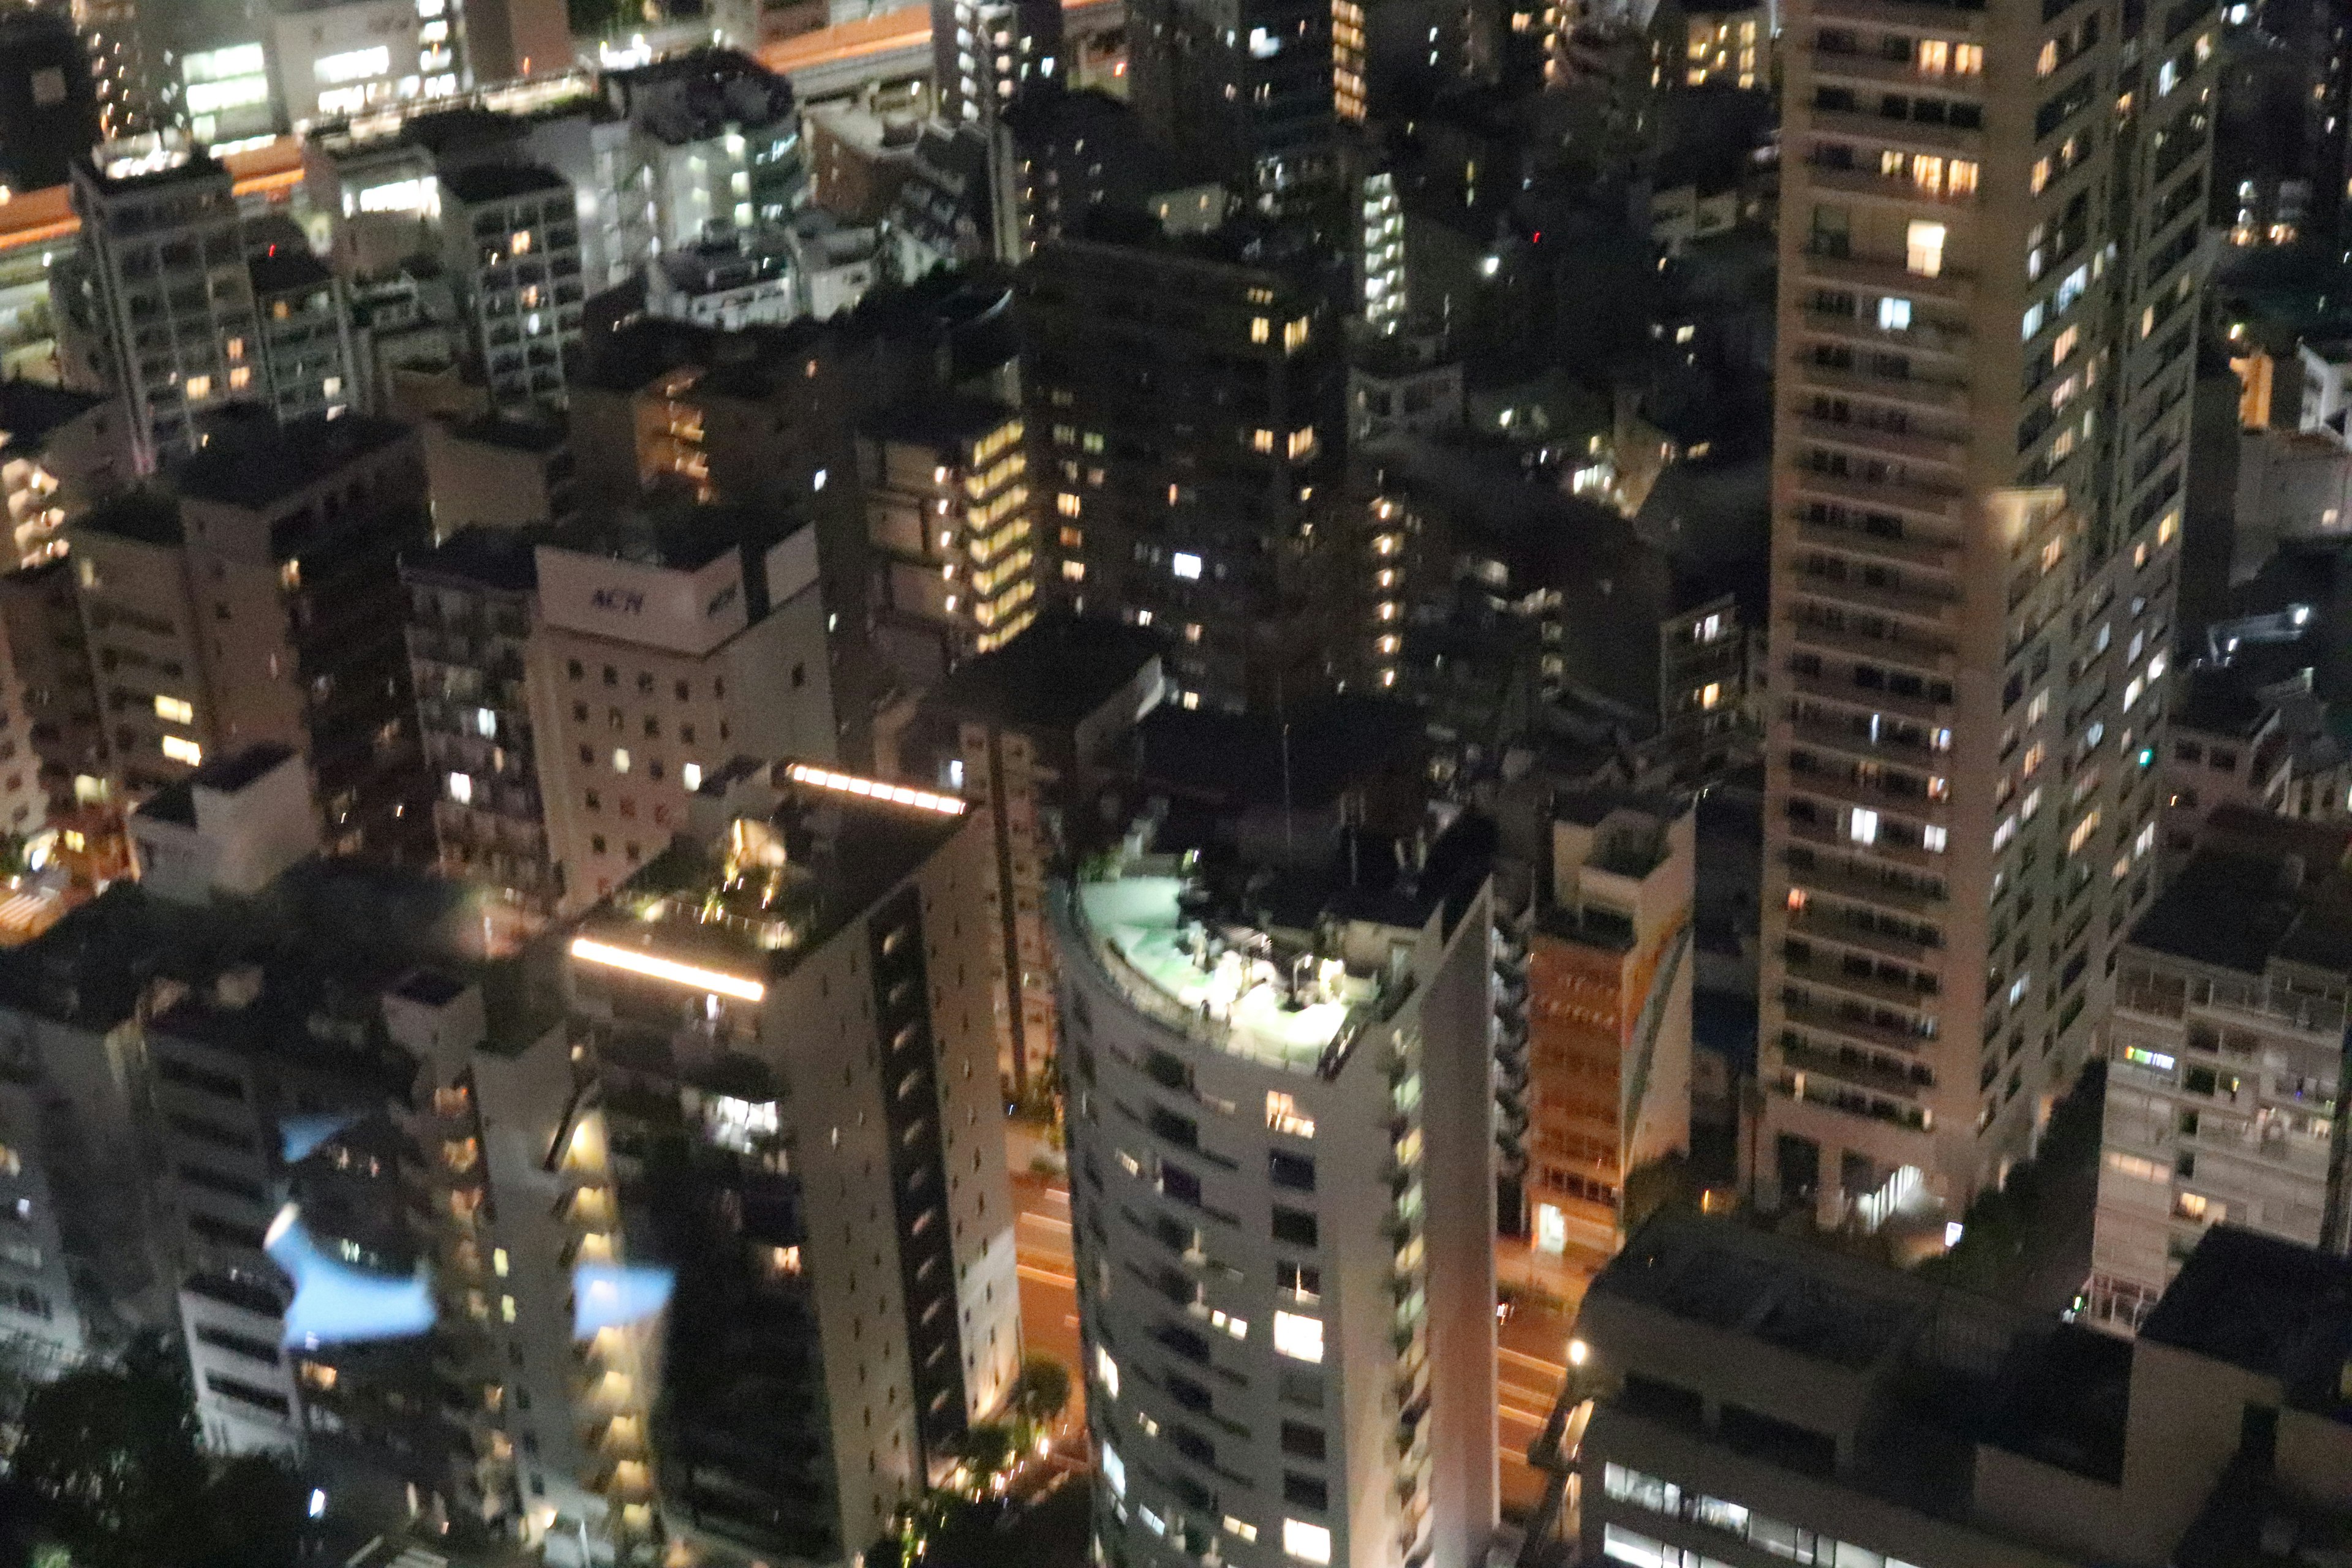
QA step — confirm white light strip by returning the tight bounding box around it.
[785,763,966,816]
[568,937,764,1001]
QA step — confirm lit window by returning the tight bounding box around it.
[1096,1345,1120,1398]
[1058,492,1082,517]
[1905,220,1946,277]
[1283,1520,1332,1565]
[1266,1091,1315,1138]
[162,736,203,766]
[1923,824,1948,853]
[1877,296,1912,331]
[184,374,212,401]
[153,694,194,725]
[1251,316,1271,344]
[1102,1441,1126,1497]
[682,762,703,792]
[1172,552,1203,580]
[228,367,251,390]
[1272,1310,1324,1362]
[510,229,532,255]
[1849,807,1879,845]
[1698,682,1721,710]
[612,748,631,774]
[448,771,473,805]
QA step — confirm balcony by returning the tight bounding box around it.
[1782,614,1955,674]
[1789,466,1964,521]
[1792,513,1960,567]
[1796,248,1973,303]
[1792,358,1970,412]
[1781,990,1940,1054]
[1804,162,1983,209]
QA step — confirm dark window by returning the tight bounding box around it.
[1283,1474,1329,1510]
[1280,1422,1325,1460]
[1160,1163,1202,1206]
[1272,1206,1317,1247]
[1269,1151,1315,1191]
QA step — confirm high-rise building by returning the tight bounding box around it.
[856,393,1039,684]
[438,163,584,412]
[1557,1215,2352,1568]
[1757,0,2218,1221]
[1126,0,1334,197]
[2085,807,2352,1333]
[66,137,264,475]
[248,244,361,422]
[522,500,839,911]
[0,381,130,569]
[403,526,556,940]
[902,611,1166,1088]
[600,49,808,262]
[1056,812,1500,1568]
[1018,222,1344,714]
[67,412,432,858]
[563,758,1022,1562]
[1523,791,1695,1265]
[929,0,1063,129]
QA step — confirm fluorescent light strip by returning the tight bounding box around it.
[569,937,764,1001]
[784,763,965,816]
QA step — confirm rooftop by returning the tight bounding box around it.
[440,161,569,206]
[2141,1227,2352,1422]
[2177,663,2275,737]
[403,526,546,594]
[248,246,335,296]
[1058,812,1492,1077]
[926,612,1163,734]
[172,412,415,512]
[569,761,972,995]
[440,412,568,454]
[0,380,107,446]
[77,488,184,547]
[861,391,1023,448]
[606,48,795,144]
[2127,809,2352,976]
[552,494,786,574]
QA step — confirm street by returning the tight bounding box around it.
[1008,1165,1593,1521]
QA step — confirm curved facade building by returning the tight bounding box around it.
[1057,836,1500,1568]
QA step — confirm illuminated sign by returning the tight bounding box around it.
[569,936,764,1001]
[315,45,391,85]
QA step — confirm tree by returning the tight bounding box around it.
[956,1421,1018,1485]
[10,1365,205,1568]
[1010,1355,1071,1430]
[10,1359,306,1568]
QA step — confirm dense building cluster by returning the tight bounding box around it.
[1,0,2351,1565]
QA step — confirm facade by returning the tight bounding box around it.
[404,527,556,938]
[1757,0,2218,1220]
[0,559,110,818]
[1564,1216,2352,1568]
[522,503,839,911]
[268,0,426,127]
[1057,816,1500,1568]
[249,247,361,423]
[908,612,1166,1088]
[0,382,129,570]
[67,138,264,475]
[857,393,1039,685]
[2085,809,2352,1333]
[421,412,577,532]
[929,0,1063,128]
[601,50,807,267]
[2155,666,2290,864]
[1125,0,1334,197]
[67,413,432,858]
[564,759,1022,1562]
[1525,792,1695,1262]
[1018,228,1344,715]
[439,163,584,411]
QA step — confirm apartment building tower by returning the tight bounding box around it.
[1525,791,1695,1264]
[563,760,1022,1562]
[1055,815,1500,1568]
[1126,0,1334,197]
[1017,224,1344,715]
[2086,807,2352,1332]
[929,0,1064,129]
[68,412,433,859]
[66,138,265,475]
[1758,0,2219,1221]
[439,164,584,412]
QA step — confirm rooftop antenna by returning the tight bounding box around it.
[1278,670,1295,862]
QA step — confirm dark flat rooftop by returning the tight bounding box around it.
[862,392,1022,448]
[927,613,1162,734]
[2142,1227,2352,1422]
[0,380,107,445]
[404,526,545,593]
[441,161,569,206]
[78,488,184,546]
[173,413,414,511]
[2128,810,2352,975]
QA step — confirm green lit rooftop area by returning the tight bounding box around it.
[1072,869,1387,1072]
